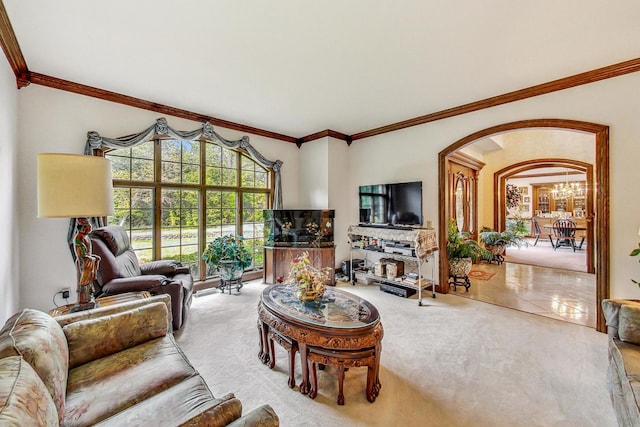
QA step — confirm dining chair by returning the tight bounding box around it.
[549,219,583,252]
[531,218,542,246]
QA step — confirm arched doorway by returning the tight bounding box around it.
[438,119,609,332]
[494,159,595,274]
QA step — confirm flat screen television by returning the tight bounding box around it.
[358,181,423,227]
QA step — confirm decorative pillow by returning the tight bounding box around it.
[618,304,640,345]
[0,356,59,426]
[0,309,68,424]
[64,302,168,368]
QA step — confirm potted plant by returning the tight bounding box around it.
[447,219,490,277]
[202,235,252,290]
[479,227,528,264]
[630,246,640,286]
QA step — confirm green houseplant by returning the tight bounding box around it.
[631,246,640,286]
[447,219,489,277]
[479,228,527,264]
[202,235,252,282]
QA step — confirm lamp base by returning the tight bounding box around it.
[69,301,99,313]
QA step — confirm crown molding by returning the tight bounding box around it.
[297,129,352,147]
[2,1,640,145]
[0,1,29,88]
[351,57,640,141]
[28,72,298,143]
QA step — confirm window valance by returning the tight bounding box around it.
[84,117,284,208]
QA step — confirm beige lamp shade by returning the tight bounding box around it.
[38,153,114,218]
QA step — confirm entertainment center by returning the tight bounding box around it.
[347,225,438,305]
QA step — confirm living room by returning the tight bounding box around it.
[2,2,640,426]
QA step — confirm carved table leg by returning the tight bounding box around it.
[337,366,346,405]
[288,342,298,389]
[373,342,382,397]
[299,343,310,395]
[257,320,269,364]
[308,358,318,399]
[268,336,276,369]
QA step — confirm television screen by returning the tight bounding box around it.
[359,181,422,226]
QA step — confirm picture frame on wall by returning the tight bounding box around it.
[519,187,528,195]
[522,204,530,211]
[523,196,530,203]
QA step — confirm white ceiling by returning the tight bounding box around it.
[5,1,640,138]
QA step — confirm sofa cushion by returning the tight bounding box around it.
[64,335,198,427]
[0,356,59,426]
[93,375,241,427]
[0,309,68,424]
[619,304,640,345]
[64,302,169,369]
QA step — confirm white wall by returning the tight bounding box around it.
[298,137,351,267]
[327,138,350,266]
[477,129,595,226]
[13,69,640,314]
[16,85,301,312]
[298,138,329,208]
[348,72,640,299]
[0,59,19,322]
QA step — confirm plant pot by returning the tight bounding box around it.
[219,260,243,281]
[485,244,506,265]
[487,244,506,256]
[449,257,472,277]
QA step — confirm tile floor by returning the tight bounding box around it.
[450,261,596,328]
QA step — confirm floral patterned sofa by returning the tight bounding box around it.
[0,295,279,426]
[601,299,640,427]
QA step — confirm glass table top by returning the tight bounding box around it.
[261,284,379,329]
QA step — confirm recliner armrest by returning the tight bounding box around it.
[101,275,171,294]
[140,260,187,276]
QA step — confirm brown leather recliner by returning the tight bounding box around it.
[89,225,193,330]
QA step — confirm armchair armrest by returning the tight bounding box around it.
[226,405,280,427]
[55,294,172,329]
[63,302,169,369]
[602,299,640,338]
[141,260,190,276]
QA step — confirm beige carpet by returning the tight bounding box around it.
[503,238,588,272]
[175,280,616,427]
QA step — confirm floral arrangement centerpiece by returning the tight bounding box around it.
[287,251,330,303]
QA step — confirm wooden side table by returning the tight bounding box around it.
[49,292,151,317]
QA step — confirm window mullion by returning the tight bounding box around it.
[153,140,162,260]
[198,140,207,281]
[236,151,243,236]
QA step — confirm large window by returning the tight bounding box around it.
[106,139,272,281]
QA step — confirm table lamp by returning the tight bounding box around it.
[37,153,114,311]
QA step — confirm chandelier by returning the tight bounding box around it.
[551,172,584,201]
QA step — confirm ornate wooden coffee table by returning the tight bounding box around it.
[257,284,383,405]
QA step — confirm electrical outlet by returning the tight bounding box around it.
[60,287,71,299]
